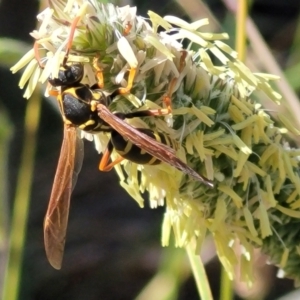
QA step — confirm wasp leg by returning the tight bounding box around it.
[111,51,186,114]
[111,108,173,124]
[92,56,104,89]
[111,20,135,94]
[116,51,187,114]
[117,67,137,95]
[123,21,132,36]
[99,139,124,171]
[161,50,188,114]
[48,89,59,97]
[121,109,171,119]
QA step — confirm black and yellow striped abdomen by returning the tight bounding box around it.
[111,128,177,165]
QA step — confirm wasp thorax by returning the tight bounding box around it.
[48,63,84,87]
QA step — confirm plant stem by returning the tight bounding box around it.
[235,0,248,62]
[2,89,41,300]
[0,108,13,296]
[186,243,213,300]
[220,265,233,300]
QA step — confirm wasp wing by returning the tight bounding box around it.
[44,125,84,269]
[97,104,213,188]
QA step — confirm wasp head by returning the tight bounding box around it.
[48,63,84,87]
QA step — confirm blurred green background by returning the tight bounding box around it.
[0,0,300,299]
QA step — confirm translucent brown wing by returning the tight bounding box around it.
[97,104,214,188]
[44,125,84,269]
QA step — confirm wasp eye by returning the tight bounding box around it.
[49,63,84,87]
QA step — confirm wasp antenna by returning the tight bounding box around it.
[63,16,81,66]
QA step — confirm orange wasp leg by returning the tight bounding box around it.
[92,56,104,89]
[123,21,132,36]
[92,21,133,91]
[117,67,137,95]
[48,89,59,97]
[99,141,124,171]
[116,51,187,117]
[117,21,135,93]
[115,50,188,117]
[156,50,189,115]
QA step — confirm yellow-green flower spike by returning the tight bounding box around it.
[11,0,300,284]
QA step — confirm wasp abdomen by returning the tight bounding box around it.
[111,128,177,165]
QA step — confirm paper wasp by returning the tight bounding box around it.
[35,18,214,269]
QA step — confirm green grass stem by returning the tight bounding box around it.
[186,243,213,300]
[2,89,41,300]
[0,108,13,296]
